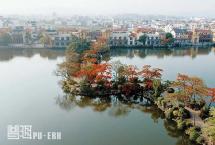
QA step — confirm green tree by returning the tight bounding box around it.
[25,31,32,45]
[153,79,161,98]
[40,33,52,47]
[111,60,123,81]
[162,33,174,46]
[139,34,147,45]
[166,33,173,40]
[0,33,12,46]
[187,76,208,103]
[166,74,208,108]
[68,35,90,53]
[203,107,215,143]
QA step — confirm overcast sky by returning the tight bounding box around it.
[0,0,215,17]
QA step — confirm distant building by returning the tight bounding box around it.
[173,28,192,46]
[0,28,10,34]
[109,29,161,47]
[11,26,25,44]
[57,27,78,35]
[192,29,213,45]
[135,27,156,34]
[164,25,174,35]
[52,34,71,48]
[145,33,160,47]
[128,32,138,46]
[88,30,103,41]
[109,30,130,47]
[45,29,58,36]
[101,29,112,40]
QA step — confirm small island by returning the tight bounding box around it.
[57,37,215,145]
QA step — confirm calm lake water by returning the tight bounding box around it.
[0,47,215,145]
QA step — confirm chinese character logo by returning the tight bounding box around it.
[7,125,32,140]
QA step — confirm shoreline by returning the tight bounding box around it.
[0,45,214,50]
[110,43,215,49]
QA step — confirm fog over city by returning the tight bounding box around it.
[0,0,215,17]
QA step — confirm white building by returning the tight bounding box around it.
[109,30,130,46]
[145,33,160,47]
[164,25,176,38]
[52,34,71,48]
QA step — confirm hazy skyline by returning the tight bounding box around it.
[0,0,215,17]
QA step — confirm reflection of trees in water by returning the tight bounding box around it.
[0,47,213,62]
[56,95,76,111]
[175,138,195,145]
[56,95,197,145]
[0,48,65,61]
[56,95,112,112]
[108,102,131,117]
[212,47,215,53]
[138,105,165,123]
[164,120,182,138]
[163,120,198,145]
[56,95,160,117]
[110,47,213,59]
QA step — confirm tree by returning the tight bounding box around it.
[138,65,163,89]
[166,33,173,40]
[139,34,147,45]
[57,49,81,80]
[0,33,12,46]
[67,35,90,53]
[208,88,215,108]
[153,79,162,97]
[95,63,112,83]
[24,31,32,44]
[186,76,208,103]
[40,33,52,47]
[91,37,109,52]
[125,65,138,81]
[111,61,123,81]
[169,74,191,104]
[117,65,127,79]
[76,63,111,84]
[169,74,208,107]
[161,33,174,46]
[203,107,215,143]
[74,48,111,84]
[139,65,163,80]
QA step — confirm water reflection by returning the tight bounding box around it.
[0,47,213,62]
[0,47,64,61]
[56,95,112,112]
[110,47,214,59]
[163,120,192,145]
[56,95,195,145]
[56,95,162,117]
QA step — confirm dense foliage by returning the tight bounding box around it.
[58,38,169,104]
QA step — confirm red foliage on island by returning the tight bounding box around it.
[208,88,215,103]
[139,65,163,80]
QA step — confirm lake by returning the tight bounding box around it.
[0,47,214,145]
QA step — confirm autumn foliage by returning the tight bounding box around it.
[166,73,209,110]
[58,37,215,111]
[138,65,163,89]
[208,88,215,107]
